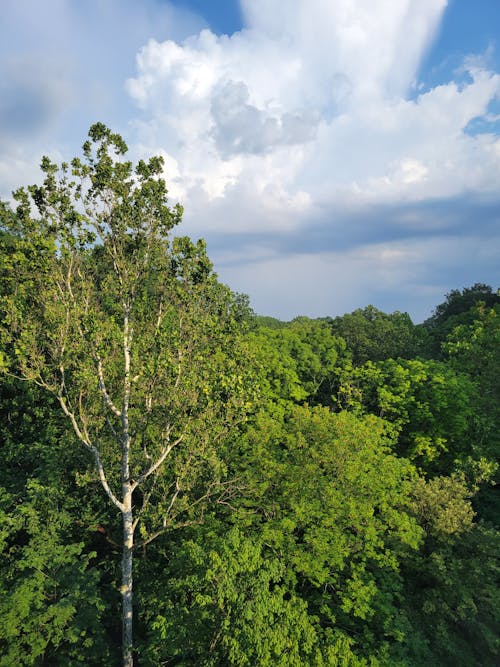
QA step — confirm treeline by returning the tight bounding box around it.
[0,127,498,666]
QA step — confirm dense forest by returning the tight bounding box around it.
[0,125,498,666]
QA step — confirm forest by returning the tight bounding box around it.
[0,125,498,666]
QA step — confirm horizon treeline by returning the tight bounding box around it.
[0,127,498,666]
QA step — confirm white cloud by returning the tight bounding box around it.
[240,0,447,103]
[127,0,500,223]
[123,0,500,318]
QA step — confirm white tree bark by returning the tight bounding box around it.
[121,494,134,667]
[121,310,134,667]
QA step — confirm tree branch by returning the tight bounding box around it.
[130,434,184,492]
[135,517,205,549]
[97,356,121,417]
[162,477,181,526]
[134,478,240,549]
[57,393,124,512]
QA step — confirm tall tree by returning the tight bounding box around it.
[443,303,500,524]
[1,124,253,666]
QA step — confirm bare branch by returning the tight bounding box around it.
[135,517,205,549]
[130,435,184,492]
[135,477,241,549]
[131,464,170,533]
[57,393,124,512]
[78,390,92,445]
[162,477,181,526]
[132,486,154,533]
[105,413,119,441]
[97,357,121,417]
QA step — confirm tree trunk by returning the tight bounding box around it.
[122,496,134,667]
[122,310,134,666]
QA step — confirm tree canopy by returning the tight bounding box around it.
[0,126,498,666]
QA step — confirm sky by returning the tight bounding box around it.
[1,0,499,322]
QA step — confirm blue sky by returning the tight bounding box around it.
[1,0,499,321]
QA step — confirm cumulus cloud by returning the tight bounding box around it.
[127,0,500,210]
[123,0,500,319]
[210,80,318,157]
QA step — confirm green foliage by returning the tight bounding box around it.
[400,509,500,666]
[0,124,258,665]
[443,303,500,447]
[422,283,500,357]
[442,303,500,523]
[1,124,256,544]
[0,483,113,666]
[138,527,323,666]
[253,314,288,329]
[0,129,498,665]
[329,306,421,365]
[336,358,477,472]
[250,317,348,405]
[236,406,423,663]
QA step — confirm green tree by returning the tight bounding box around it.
[0,482,112,666]
[249,317,348,406]
[0,369,122,664]
[443,303,500,455]
[336,358,477,473]
[136,524,326,666]
[422,283,500,357]
[1,124,254,666]
[329,306,421,365]
[443,303,500,523]
[232,405,423,664]
[399,475,500,666]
